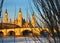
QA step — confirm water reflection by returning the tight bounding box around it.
[0,37,60,43]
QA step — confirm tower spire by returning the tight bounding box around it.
[18,8,22,27]
[19,8,21,12]
[5,9,8,13]
[31,12,35,27]
[4,9,8,23]
[32,12,34,16]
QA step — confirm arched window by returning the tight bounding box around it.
[22,30,32,36]
[0,31,3,37]
[8,31,15,36]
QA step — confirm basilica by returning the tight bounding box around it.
[3,9,35,28]
[0,9,50,36]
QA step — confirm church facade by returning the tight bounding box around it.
[0,9,50,37]
[4,9,35,28]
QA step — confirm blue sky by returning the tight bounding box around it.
[2,0,34,21]
[1,0,48,27]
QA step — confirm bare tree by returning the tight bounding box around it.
[32,0,60,43]
[0,0,4,17]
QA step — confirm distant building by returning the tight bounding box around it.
[4,9,8,23]
[3,9,35,28]
[0,9,51,36]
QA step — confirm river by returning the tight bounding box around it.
[0,36,60,43]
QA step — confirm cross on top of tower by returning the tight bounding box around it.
[32,12,34,16]
[5,9,8,13]
[19,8,21,12]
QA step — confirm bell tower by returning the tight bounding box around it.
[4,9,8,23]
[18,8,22,27]
[31,12,35,27]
